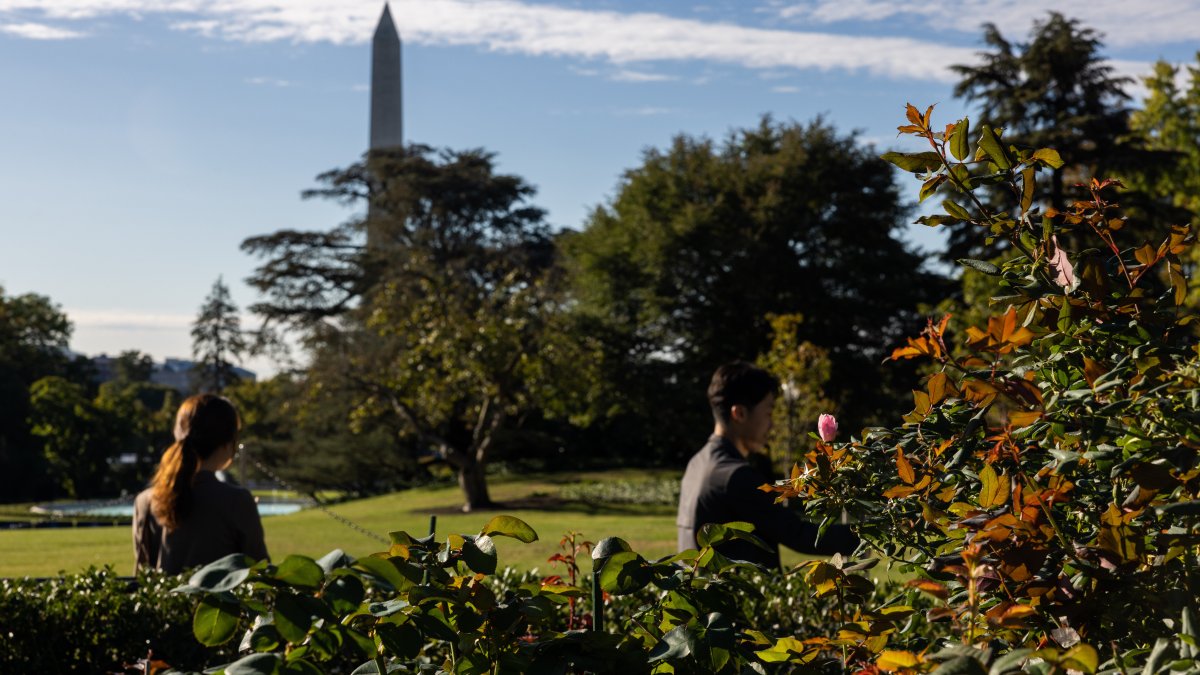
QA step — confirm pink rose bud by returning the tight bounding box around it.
[817,414,838,442]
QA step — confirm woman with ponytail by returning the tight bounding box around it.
[133,394,268,573]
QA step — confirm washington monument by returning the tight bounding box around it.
[370,3,402,151]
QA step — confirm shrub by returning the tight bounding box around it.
[0,568,231,672]
[765,104,1200,673]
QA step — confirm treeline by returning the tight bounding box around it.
[5,14,1200,509]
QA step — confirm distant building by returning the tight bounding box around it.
[88,354,255,393]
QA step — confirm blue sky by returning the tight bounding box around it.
[1,0,1197,375]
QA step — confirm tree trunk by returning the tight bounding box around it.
[457,458,494,512]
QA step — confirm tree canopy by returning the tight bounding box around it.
[564,117,947,461]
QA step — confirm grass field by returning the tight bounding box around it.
[0,470,824,578]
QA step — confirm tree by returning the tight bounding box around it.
[0,286,72,501]
[191,277,248,393]
[947,13,1158,261]
[563,117,947,462]
[1126,55,1200,305]
[243,146,561,510]
[27,376,111,498]
[114,350,155,383]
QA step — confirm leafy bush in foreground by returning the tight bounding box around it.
[765,104,1200,673]
[0,568,231,672]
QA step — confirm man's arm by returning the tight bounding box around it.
[727,466,858,556]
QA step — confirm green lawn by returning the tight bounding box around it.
[0,470,825,578]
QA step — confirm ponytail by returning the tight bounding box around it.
[148,394,240,532]
[150,437,198,531]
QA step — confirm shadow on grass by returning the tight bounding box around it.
[417,494,675,517]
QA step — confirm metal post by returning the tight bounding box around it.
[591,569,604,632]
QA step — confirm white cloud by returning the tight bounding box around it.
[244,76,292,87]
[610,69,677,83]
[775,0,1200,48]
[772,84,801,93]
[0,0,980,82]
[66,308,194,331]
[0,20,83,38]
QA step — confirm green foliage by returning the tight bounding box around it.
[163,517,936,674]
[758,313,834,474]
[559,477,680,507]
[564,116,946,463]
[243,146,565,509]
[0,567,232,672]
[762,103,1200,672]
[1127,54,1200,307]
[0,285,73,502]
[27,375,111,498]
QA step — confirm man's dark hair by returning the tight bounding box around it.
[708,361,780,424]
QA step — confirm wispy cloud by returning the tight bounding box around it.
[616,106,674,116]
[0,0,1176,86]
[66,308,193,331]
[771,85,801,93]
[0,0,980,82]
[0,20,84,39]
[774,0,1200,48]
[244,76,292,87]
[610,69,677,83]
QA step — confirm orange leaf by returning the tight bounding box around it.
[978,464,1010,508]
[907,579,949,600]
[896,447,915,485]
[1008,410,1042,428]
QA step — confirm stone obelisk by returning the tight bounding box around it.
[367,3,402,248]
[370,3,403,151]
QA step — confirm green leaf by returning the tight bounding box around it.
[193,596,240,646]
[323,572,366,615]
[376,623,422,659]
[188,553,252,592]
[597,550,651,595]
[274,555,325,589]
[958,258,1000,275]
[950,117,970,161]
[273,592,314,644]
[1032,148,1064,169]
[697,522,773,552]
[944,199,973,221]
[246,623,283,653]
[480,515,538,543]
[1061,644,1099,674]
[460,534,498,575]
[648,625,696,662]
[225,653,282,675]
[881,151,944,173]
[978,125,1012,170]
[353,555,411,591]
[591,536,633,561]
[281,660,323,675]
[989,648,1033,675]
[934,656,987,675]
[920,175,946,202]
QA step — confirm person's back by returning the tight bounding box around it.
[132,394,269,574]
[134,470,266,574]
[676,362,857,568]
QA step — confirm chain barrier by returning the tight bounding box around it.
[240,445,390,545]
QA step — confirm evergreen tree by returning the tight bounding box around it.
[947,13,1157,261]
[191,277,247,393]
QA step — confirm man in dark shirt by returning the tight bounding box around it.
[676,361,858,568]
